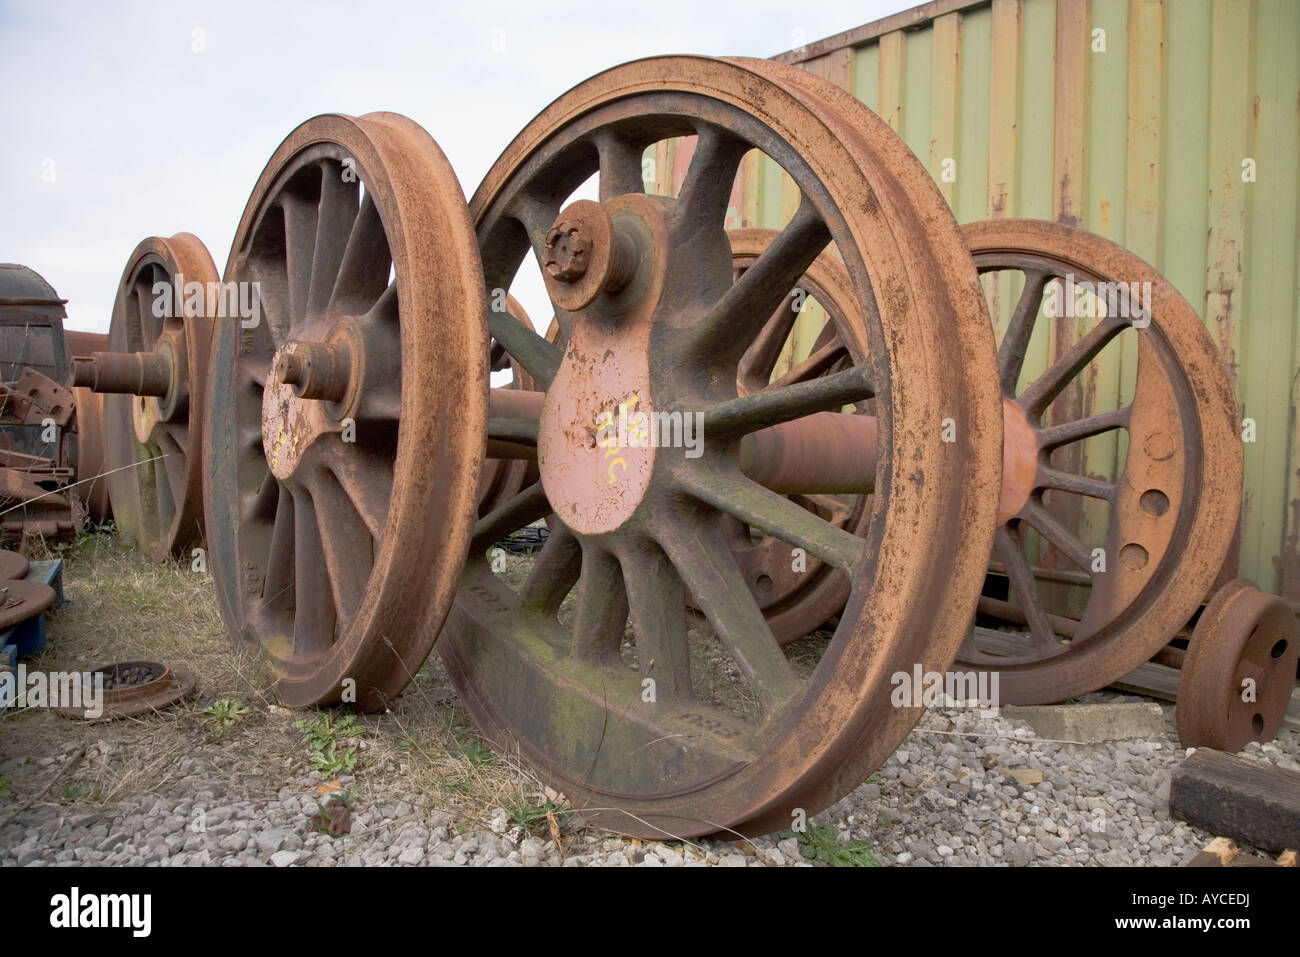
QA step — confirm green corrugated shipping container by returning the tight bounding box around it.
[654,0,1300,601]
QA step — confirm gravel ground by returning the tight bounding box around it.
[4,691,1296,867]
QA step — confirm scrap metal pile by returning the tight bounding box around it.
[11,57,1297,838]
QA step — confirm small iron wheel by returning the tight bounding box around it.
[440,56,1001,838]
[74,234,217,561]
[204,112,488,710]
[1176,578,1298,751]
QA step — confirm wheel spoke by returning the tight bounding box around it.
[487,418,539,446]
[486,309,561,390]
[324,443,390,541]
[329,190,390,314]
[291,485,336,658]
[658,518,801,713]
[997,269,1051,395]
[279,193,319,327]
[308,166,358,315]
[519,521,581,618]
[260,483,295,619]
[677,468,863,571]
[304,466,372,628]
[689,199,831,365]
[1021,502,1096,573]
[673,126,749,228]
[993,526,1059,651]
[620,540,692,699]
[471,481,551,552]
[1038,406,1130,449]
[1018,316,1126,417]
[768,337,848,390]
[570,541,629,666]
[1038,467,1114,501]
[701,365,872,438]
[594,129,646,202]
[737,290,802,394]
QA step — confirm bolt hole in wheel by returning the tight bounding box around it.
[204,113,487,711]
[438,56,1001,839]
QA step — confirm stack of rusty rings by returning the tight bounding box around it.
[84,57,1262,839]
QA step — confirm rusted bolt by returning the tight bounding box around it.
[540,199,639,312]
[276,340,351,403]
[544,222,593,283]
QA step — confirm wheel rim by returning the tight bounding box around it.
[955,219,1242,704]
[440,56,1001,838]
[95,234,216,562]
[204,112,488,710]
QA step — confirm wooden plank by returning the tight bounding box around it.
[1109,660,1300,732]
[1169,748,1300,854]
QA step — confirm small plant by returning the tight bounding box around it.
[310,785,359,838]
[398,733,421,754]
[450,739,494,766]
[506,797,565,835]
[0,774,10,799]
[59,780,100,805]
[294,712,363,776]
[200,699,251,738]
[783,825,878,867]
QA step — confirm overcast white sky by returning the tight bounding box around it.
[1,0,911,336]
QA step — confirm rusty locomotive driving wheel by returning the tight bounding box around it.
[953,219,1242,705]
[204,112,488,710]
[439,56,1002,838]
[72,234,217,561]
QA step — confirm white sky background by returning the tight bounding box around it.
[0,0,911,336]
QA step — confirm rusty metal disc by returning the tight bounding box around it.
[204,112,488,710]
[55,660,196,720]
[0,579,56,628]
[954,219,1243,704]
[442,56,1001,838]
[92,235,217,561]
[0,549,30,580]
[1176,579,1299,751]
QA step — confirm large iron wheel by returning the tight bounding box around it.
[440,56,1002,838]
[954,219,1242,704]
[78,234,216,561]
[204,112,488,710]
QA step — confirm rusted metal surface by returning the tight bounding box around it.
[55,660,196,721]
[204,112,488,711]
[0,579,56,629]
[0,462,77,549]
[88,234,217,562]
[444,55,1001,839]
[956,219,1243,704]
[478,296,542,517]
[0,549,30,580]
[1176,578,1299,752]
[65,331,111,523]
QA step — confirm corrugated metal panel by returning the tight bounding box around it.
[651,0,1299,599]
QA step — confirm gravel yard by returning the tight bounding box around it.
[2,532,1296,867]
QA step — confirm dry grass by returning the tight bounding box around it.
[0,528,550,833]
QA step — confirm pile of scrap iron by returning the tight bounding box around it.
[0,263,109,553]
